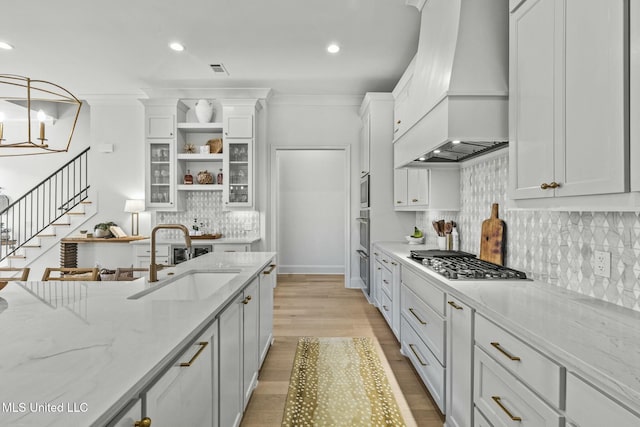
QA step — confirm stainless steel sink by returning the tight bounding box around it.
[128,271,240,300]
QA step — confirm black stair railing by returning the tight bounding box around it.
[0,147,90,263]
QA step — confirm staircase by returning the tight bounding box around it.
[0,148,95,271]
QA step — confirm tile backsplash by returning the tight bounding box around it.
[418,151,640,311]
[157,192,259,240]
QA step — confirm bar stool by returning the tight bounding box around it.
[0,267,30,290]
[115,267,148,281]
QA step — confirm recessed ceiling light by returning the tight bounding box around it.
[0,41,14,50]
[452,140,461,144]
[434,149,441,154]
[418,157,426,161]
[327,43,340,54]
[169,42,185,52]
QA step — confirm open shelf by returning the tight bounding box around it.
[177,153,224,161]
[177,184,223,191]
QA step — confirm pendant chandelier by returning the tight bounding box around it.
[0,74,82,157]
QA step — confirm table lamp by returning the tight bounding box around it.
[124,199,145,236]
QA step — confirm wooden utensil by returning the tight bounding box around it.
[479,203,506,265]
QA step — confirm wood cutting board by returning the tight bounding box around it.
[479,203,505,265]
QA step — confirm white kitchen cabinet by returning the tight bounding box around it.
[219,293,244,427]
[222,101,259,209]
[392,57,414,142]
[475,314,564,408]
[376,251,401,339]
[259,263,276,367]
[473,407,493,427]
[632,1,640,192]
[372,249,383,308]
[146,115,174,139]
[242,277,260,409]
[394,165,459,211]
[224,115,253,138]
[401,283,445,365]
[360,112,370,176]
[509,0,627,200]
[565,373,640,427]
[446,296,474,427]
[474,347,563,427]
[401,316,446,413]
[135,244,170,270]
[144,320,218,427]
[146,139,177,209]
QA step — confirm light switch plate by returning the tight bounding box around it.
[594,250,611,278]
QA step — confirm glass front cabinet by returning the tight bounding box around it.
[222,102,257,208]
[143,108,178,210]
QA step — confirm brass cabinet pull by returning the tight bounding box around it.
[408,344,428,366]
[448,300,463,310]
[397,120,402,124]
[391,261,398,266]
[374,252,379,256]
[382,259,388,264]
[490,342,521,361]
[242,295,252,304]
[491,396,522,421]
[383,305,390,312]
[377,267,381,271]
[408,308,427,325]
[134,417,152,427]
[263,264,277,274]
[383,279,389,284]
[411,198,419,202]
[180,342,208,367]
[540,181,561,190]
[397,201,402,204]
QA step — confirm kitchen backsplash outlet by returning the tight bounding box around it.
[156,192,259,239]
[435,151,640,312]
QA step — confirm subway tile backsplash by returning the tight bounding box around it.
[418,151,640,311]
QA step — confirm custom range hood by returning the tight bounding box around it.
[394,0,509,167]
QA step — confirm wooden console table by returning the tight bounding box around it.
[59,236,148,268]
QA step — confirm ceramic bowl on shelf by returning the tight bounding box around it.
[405,235,425,245]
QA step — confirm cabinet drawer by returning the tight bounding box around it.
[475,314,564,408]
[566,373,640,427]
[401,316,445,413]
[380,291,393,327]
[474,347,563,427]
[381,266,393,298]
[401,267,446,316]
[135,244,170,257]
[401,284,445,364]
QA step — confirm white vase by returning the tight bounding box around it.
[195,99,214,123]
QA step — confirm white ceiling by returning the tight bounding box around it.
[2,0,420,98]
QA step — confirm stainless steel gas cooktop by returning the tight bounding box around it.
[409,250,528,280]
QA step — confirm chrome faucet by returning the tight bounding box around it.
[149,224,192,282]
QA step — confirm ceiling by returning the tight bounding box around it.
[2,0,420,98]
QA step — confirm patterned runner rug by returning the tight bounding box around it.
[282,337,415,426]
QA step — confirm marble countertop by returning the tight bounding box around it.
[0,251,275,426]
[374,241,640,413]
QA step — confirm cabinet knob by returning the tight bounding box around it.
[135,417,152,427]
[411,199,419,202]
[540,181,560,190]
[396,120,401,124]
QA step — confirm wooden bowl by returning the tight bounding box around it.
[207,138,223,154]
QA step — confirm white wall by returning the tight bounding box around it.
[276,149,346,273]
[263,95,363,285]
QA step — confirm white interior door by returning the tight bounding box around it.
[275,149,347,275]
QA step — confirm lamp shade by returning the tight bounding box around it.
[124,199,145,213]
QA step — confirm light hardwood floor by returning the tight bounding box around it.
[240,274,445,427]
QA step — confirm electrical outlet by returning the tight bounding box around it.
[594,250,611,278]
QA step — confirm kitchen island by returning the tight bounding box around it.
[0,251,276,426]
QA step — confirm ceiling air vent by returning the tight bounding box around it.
[209,63,229,75]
